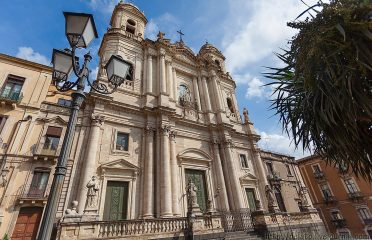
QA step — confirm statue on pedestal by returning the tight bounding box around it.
[186,179,201,216]
[265,185,279,213]
[85,176,100,210]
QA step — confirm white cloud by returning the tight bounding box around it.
[16,47,50,65]
[90,66,99,80]
[145,13,180,41]
[222,0,319,73]
[245,77,265,99]
[86,0,118,14]
[257,129,312,159]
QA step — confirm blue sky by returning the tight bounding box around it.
[0,0,318,158]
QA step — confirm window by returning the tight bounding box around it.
[126,19,136,34]
[0,116,6,134]
[178,84,191,106]
[116,132,129,151]
[344,179,358,193]
[0,75,24,100]
[28,170,49,197]
[266,162,274,175]
[286,164,292,175]
[358,208,372,220]
[320,184,332,198]
[226,98,235,113]
[57,98,71,107]
[312,164,321,173]
[331,210,342,220]
[43,126,62,152]
[239,154,249,168]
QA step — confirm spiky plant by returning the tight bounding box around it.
[265,0,372,180]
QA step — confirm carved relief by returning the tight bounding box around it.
[160,124,171,136]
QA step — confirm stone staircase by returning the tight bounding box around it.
[224,231,263,240]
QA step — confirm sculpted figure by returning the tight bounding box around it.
[243,108,249,123]
[86,176,100,209]
[186,179,199,208]
[265,185,275,206]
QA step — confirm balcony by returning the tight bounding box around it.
[363,218,372,225]
[331,218,347,228]
[314,171,325,180]
[0,91,23,106]
[324,195,337,204]
[267,171,282,182]
[33,143,59,162]
[348,191,364,201]
[16,184,51,205]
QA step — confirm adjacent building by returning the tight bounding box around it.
[298,155,372,239]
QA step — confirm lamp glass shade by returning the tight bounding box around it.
[105,55,131,84]
[63,12,98,48]
[52,49,74,77]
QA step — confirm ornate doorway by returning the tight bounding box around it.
[103,181,129,220]
[245,188,257,211]
[185,169,207,212]
[12,207,43,240]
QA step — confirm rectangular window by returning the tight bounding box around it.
[0,116,6,134]
[320,184,332,198]
[286,164,292,175]
[57,98,71,107]
[240,154,249,168]
[42,126,62,154]
[344,179,358,193]
[28,171,49,197]
[331,211,342,220]
[266,162,274,174]
[312,164,321,173]
[116,132,129,151]
[358,208,371,220]
[0,75,24,100]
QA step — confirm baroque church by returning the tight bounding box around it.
[0,2,325,239]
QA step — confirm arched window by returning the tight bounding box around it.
[178,84,190,106]
[126,19,136,34]
[125,63,134,81]
[226,97,235,113]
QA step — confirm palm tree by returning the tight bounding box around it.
[265,0,372,180]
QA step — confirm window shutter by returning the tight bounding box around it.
[46,126,62,137]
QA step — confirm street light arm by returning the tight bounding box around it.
[86,75,118,94]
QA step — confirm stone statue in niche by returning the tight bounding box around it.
[186,179,199,209]
[243,108,250,124]
[85,176,100,209]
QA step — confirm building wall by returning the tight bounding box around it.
[298,156,372,238]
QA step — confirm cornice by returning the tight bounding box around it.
[0,53,52,72]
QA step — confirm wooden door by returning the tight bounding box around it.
[12,207,43,240]
[103,181,129,220]
[185,169,207,212]
[245,188,257,211]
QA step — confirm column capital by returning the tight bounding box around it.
[159,124,171,136]
[169,130,177,141]
[145,125,156,136]
[91,114,104,126]
[223,139,235,149]
[159,48,166,57]
[211,138,221,145]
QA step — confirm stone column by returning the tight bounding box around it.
[212,140,229,211]
[170,130,181,216]
[197,76,205,111]
[167,61,174,99]
[202,76,212,111]
[142,126,155,218]
[210,71,222,111]
[224,139,245,210]
[77,115,103,214]
[159,50,167,94]
[160,124,172,217]
[147,54,153,94]
[173,68,177,101]
[192,77,201,111]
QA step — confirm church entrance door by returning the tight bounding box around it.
[103,181,129,220]
[185,169,207,212]
[245,188,257,211]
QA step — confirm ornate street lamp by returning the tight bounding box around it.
[37,12,131,240]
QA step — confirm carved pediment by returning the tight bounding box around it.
[99,159,139,176]
[178,148,211,167]
[36,116,68,125]
[240,172,258,183]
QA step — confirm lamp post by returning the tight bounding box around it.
[37,12,132,240]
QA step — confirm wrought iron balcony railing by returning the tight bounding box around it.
[331,218,347,228]
[324,195,337,204]
[0,91,23,103]
[348,191,363,201]
[16,184,51,201]
[33,143,60,158]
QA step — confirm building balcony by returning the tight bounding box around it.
[331,218,347,228]
[314,171,325,180]
[348,191,363,201]
[324,195,337,204]
[16,184,51,205]
[33,143,60,161]
[0,91,23,106]
[363,218,372,225]
[267,171,282,182]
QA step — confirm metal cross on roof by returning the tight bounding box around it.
[177,29,184,42]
